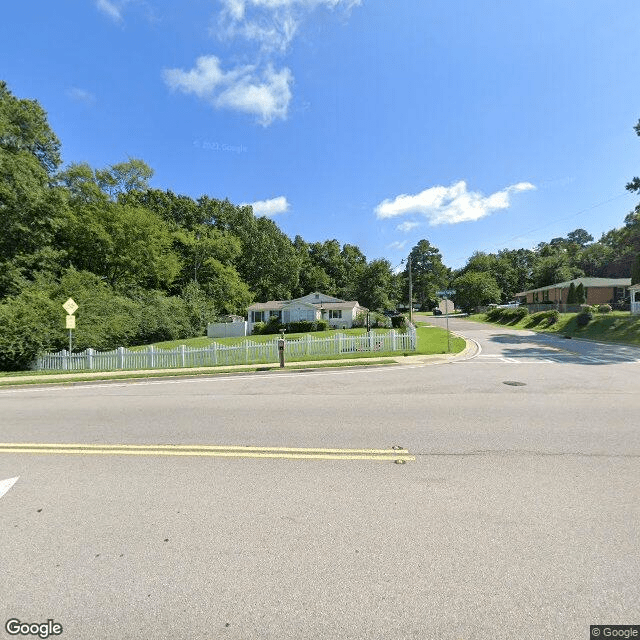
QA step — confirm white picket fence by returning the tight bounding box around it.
[35,328,417,372]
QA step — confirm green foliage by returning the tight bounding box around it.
[631,254,640,285]
[357,259,396,311]
[453,271,501,311]
[0,287,64,370]
[402,240,449,310]
[0,80,61,173]
[575,283,586,304]
[235,216,301,301]
[566,282,577,304]
[597,304,612,313]
[352,311,367,328]
[526,310,560,327]
[252,321,266,335]
[576,311,593,327]
[315,319,329,331]
[262,314,284,334]
[485,307,529,324]
[61,201,180,289]
[284,321,315,333]
[391,315,407,330]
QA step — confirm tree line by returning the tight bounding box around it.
[1,79,638,368]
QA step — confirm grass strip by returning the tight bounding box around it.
[0,359,398,387]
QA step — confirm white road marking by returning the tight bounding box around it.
[0,476,19,499]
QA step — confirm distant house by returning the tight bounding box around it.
[516,277,631,308]
[247,292,368,332]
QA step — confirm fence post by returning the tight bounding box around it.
[369,331,374,351]
[391,330,397,351]
[87,348,94,370]
[61,350,68,371]
[180,344,185,368]
[117,346,124,369]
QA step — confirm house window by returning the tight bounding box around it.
[329,310,342,319]
[252,311,264,323]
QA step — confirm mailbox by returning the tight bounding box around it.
[278,339,285,351]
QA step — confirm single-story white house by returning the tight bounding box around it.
[247,292,368,332]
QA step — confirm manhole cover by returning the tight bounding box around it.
[503,380,526,386]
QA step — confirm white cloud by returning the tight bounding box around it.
[375,181,535,226]
[163,56,292,126]
[96,0,123,22]
[243,196,290,217]
[387,240,407,250]
[219,0,361,52]
[68,87,96,105]
[396,221,420,232]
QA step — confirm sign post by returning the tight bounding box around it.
[278,329,286,368]
[63,298,78,358]
[436,290,456,353]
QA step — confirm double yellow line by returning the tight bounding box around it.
[0,442,414,463]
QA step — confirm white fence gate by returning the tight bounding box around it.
[36,328,417,372]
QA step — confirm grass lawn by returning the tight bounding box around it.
[2,325,466,379]
[130,325,466,358]
[467,311,640,346]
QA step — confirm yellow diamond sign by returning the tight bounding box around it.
[63,298,78,315]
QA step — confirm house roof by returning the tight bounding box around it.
[316,302,364,310]
[247,301,285,311]
[247,293,366,311]
[516,277,631,296]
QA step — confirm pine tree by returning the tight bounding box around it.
[566,282,577,303]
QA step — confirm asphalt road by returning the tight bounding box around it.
[1,315,638,640]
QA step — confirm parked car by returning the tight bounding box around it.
[433,308,443,315]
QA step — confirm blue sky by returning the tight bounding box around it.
[2,0,639,269]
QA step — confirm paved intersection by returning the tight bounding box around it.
[0,316,638,640]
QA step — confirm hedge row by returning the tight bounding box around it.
[485,307,530,323]
[526,310,560,327]
[252,318,330,335]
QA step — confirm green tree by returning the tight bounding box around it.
[631,254,640,285]
[0,81,69,295]
[404,240,449,310]
[566,228,594,246]
[235,215,301,301]
[566,282,577,304]
[61,201,180,289]
[356,259,396,311]
[339,244,367,300]
[452,271,501,312]
[575,283,586,304]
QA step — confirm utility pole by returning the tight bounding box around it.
[408,254,413,324]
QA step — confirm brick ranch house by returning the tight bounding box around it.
[516,277,631,308]
[247,292,368,333]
